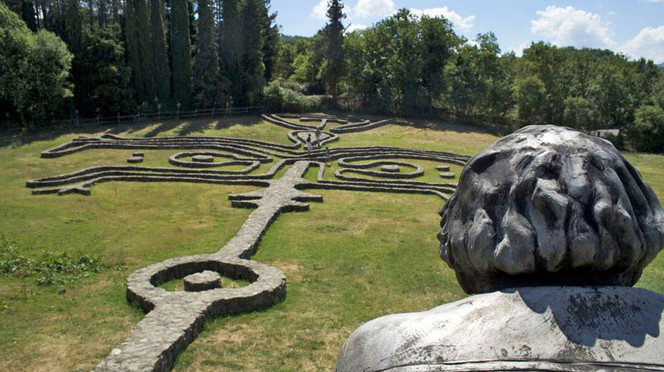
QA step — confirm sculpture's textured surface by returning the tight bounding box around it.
[336,286,664,372]
[336,125,664,372]
[439,125,664,294]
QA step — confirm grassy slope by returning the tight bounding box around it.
[0,117,661,371]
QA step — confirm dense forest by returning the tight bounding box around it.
[0,0,278,119]
[1,0,663,152]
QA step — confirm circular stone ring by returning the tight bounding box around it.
[169,152,261,172]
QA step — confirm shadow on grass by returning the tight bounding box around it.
[391,117,512,137]
[320,109,511,137]
[0,115,266,147]
[0,112,507,148]
[142,119,184,138]
[213,116,264,131]
[175,115,264,136]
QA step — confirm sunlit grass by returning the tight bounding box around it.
[0,115,662,371]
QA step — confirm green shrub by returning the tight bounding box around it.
[624,105,664,153]
[264,82,323,113]
[0,238,105,285]
[602,133,624,150]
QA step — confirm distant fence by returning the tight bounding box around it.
[0,105,268,135]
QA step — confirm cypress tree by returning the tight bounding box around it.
[150,0,171,101]
[187,0,196,48]
[98,0,108,24]
[170,0,191,107]
[124,0,149,103]
[240,0,264,106]
[192,0,221,107]
[21,0,37,31]
[135,0,154,101]
[220,0,242,106]
[324,0,345,97]
[261,0,279,82]
[124,0,139,97]
[65,0,85,110]
[65,0,82,51]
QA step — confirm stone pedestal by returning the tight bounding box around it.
[184,271,222,292]
[336,286,664,372]
[192,155,215,163]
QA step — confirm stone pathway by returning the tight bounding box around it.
[95,161,317,371]
[27,114,470,372]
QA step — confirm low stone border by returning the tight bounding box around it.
[41,133,300,158]
[95,162,316,372]
[27,114,471,372]
[289,130,339,147]
[439,172,455,179]
[335,161,424,180]
[169,152,261,171]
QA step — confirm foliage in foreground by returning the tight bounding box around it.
[0,3,73,126]
[0,238,106,285]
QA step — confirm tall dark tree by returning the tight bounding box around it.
[135,0,154,101]
[65,0,84,110]
[77,24,133,115]
[323,0,345,97]
[220,0,243,105]
[150,0,170,102]
[187,0,196,48]
[21,0,37,31]
[240,0,265,106]
[192,0,221,107]
[98,0,109,24]
[170,0,191,106]
[124,0,140,100]
[260,0,279,82]
[125,0,153,103]
[64,0,82,51]
[111,0,120,22]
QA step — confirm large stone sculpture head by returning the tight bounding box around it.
[439,125,664,294]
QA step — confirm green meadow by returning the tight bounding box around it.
[0,116,662,371]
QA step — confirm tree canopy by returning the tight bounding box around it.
[1,0,663,152]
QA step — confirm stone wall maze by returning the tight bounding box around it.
[27,114,469,372]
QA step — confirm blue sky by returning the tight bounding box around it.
[271,0,664,63]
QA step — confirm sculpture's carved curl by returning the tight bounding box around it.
[439,125,664,294]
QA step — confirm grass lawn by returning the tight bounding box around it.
[0,115,662,371]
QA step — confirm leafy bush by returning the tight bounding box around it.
[624,104,664,153]
[264,82,323,113]
[0,238,105,285]
[603,132,624,151]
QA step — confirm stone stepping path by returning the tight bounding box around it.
[27,114,470,372]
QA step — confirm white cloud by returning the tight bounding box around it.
[531,6,613,49]
[621,26,664,63]
[354,0,395,19]
[311,0,328,20]
[346,24,368,33]
[409,7,475,33]
[526,5,664,63]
